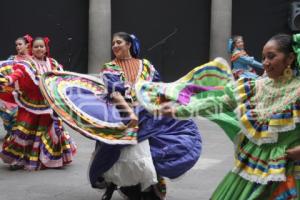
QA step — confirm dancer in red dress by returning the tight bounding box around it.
[0,37,76,170]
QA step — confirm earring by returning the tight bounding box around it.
[283,65,293,80]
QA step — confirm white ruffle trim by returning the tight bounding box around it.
[12,91,53,115]
[234,79,300,145]
[232,167,286,185]
[238,118,278,146]
[235,108,300,146]
[103,140,158,190]
[268,124,296,133]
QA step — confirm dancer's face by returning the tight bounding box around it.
[262,40,294,80]
[112,36,131,59]
[15,39,28,55]
[32,39,46,60]
[235,38,244,50]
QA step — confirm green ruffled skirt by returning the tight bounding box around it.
[211,129,300,200]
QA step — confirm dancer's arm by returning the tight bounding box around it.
[161,85,236,118]
[5,64,25,84]
[111,91,138,128]
[238,55,263,70]
[175,95,235,118]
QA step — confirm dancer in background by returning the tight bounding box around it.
[228,35,263,79]
[0,37,76,170]
[8,34,32,61]
[0,34,33,137]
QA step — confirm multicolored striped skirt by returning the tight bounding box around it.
[0,107,76,170]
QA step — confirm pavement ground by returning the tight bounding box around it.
[0,117,234,200]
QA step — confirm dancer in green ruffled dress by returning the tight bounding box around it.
[136,33,300,199]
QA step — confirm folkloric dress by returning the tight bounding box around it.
[0,57,76,170]
[231,48,263,79]
[89,58,201,195]
[136,58,300,199]
[0,55,31,135]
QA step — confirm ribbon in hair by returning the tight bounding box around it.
[130,34,141,57]
[227,38,234,54]
[43,37,50,56]
[23,34,33,43]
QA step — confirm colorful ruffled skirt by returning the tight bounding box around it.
[0,87,18,136]
[0,106,16,136]
[211,129,300,200]
[0,107,76,170]
[0,61,18,136]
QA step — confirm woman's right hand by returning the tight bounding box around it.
[286,146,300,161]
[110,91,138,127]
[127,112,138,128]
[159,102,177,117]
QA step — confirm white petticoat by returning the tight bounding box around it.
[103,139,158,190]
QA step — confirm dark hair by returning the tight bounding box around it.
[268,33,297,69]
[32,37,50,57]
[232,35,243,45]
[33,37,45,43]
[113,32,140,58]
[16,35,32,44]
[228,35,243,53]
[269,34,294,55]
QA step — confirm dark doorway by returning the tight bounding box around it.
[232,0,291,62]
[0,0,88,73]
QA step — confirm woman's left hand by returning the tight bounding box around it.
[286,146,300,161]
[111,92,126,104]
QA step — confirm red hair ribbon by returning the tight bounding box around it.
[43,37,50,57]
[23,34,33,55]
[23,34,33,44]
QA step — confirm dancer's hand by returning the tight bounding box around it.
[0,75,10,86]
[127,112,138,128]
[286,146,300,161]
[110,91,138,128]
[111,92,126,104]
[159,102,176,117]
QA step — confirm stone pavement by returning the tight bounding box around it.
[0,117,233,200]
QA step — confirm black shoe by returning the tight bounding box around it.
[9,165,24,171]
[101,183,116,200]
[93,180,106,189]
[119,184,141,200]
[141,187,161,200]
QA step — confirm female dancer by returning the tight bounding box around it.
[0,37,76,170]
[8,34,32,61]
[0,34,33,136]
[228,35,263,79]
[89,32,201,200]
[138,33,300,199]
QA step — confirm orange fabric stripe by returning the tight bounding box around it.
[269,176,297,200]
[114,58,140,84]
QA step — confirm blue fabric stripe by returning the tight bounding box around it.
[237,154,285,173]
